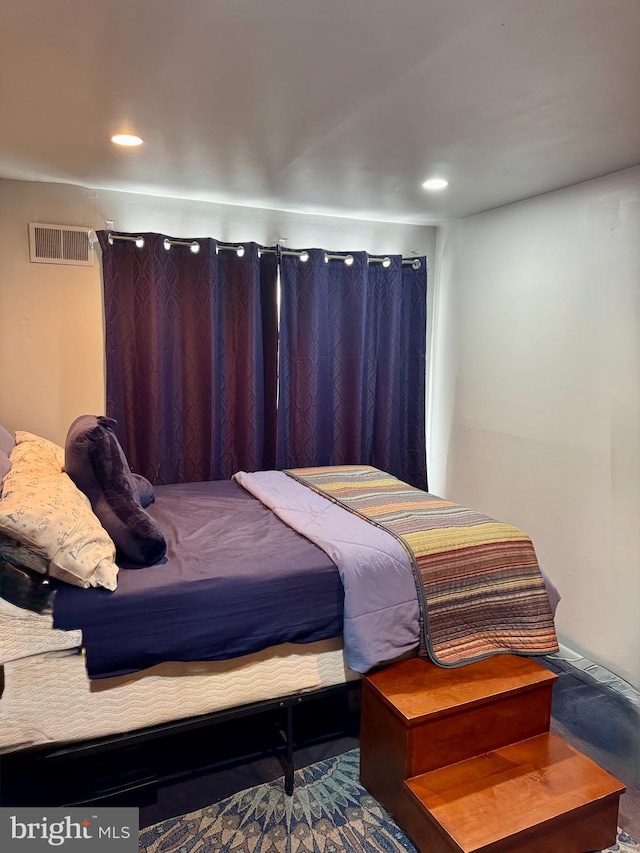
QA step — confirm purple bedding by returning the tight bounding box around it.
[53,480,343,678]
[234,470,420,672]
[235,471,560,671]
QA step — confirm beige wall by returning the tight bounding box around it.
[0,178,436,444]
[430,166,640,689]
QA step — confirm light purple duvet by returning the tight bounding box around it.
[234,470,420,672]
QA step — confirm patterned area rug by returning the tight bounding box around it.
[139,749,639,853]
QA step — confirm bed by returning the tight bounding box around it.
[0,418,560,805]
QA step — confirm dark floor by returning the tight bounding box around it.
[138,655,640,843]
[541,655,640,842]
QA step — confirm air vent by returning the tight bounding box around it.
[29,223,94,266]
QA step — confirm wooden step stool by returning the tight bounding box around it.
[360,655,625,853]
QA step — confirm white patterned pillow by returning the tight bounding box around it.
[12,431,65,473]
[0,464,119,591]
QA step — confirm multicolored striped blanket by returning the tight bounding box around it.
[286,465,558,667]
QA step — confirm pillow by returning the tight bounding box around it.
[64,415,166,566]
[0,424,15,456]
[0,464,119,590]
[132,472,155,508]
[12,431,65,473]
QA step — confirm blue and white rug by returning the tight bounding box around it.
[139,748,638,853]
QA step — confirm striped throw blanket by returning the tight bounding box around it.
[286,465,558,666]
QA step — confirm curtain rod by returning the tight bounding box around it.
[254,245,422,269]
[106,234,422,269]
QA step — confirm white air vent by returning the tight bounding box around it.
[29,223,94,266]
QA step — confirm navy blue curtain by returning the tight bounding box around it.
[276,250,427,488]
[98,233,278,484]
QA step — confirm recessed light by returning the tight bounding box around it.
[111,134,144,147]
[422,178,448,191]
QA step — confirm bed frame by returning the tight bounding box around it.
[0,670,361,807]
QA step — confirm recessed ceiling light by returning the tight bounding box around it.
[111,134,144,147]
[422,178,449,191]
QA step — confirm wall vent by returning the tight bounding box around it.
[28,223,94,266]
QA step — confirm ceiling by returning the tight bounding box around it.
[1,0,639,225]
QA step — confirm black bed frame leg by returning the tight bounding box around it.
[277,701,295,796]
[284,759,294,797]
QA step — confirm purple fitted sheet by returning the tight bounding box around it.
[53,480,343,678]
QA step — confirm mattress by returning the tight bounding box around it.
[0,593,357,754]
[0,636,358,754]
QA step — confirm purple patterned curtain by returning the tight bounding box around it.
[98,232,278,484]
[276,250,427,488]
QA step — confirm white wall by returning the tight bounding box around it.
[430,166,640,689]
[0,178,435,444]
